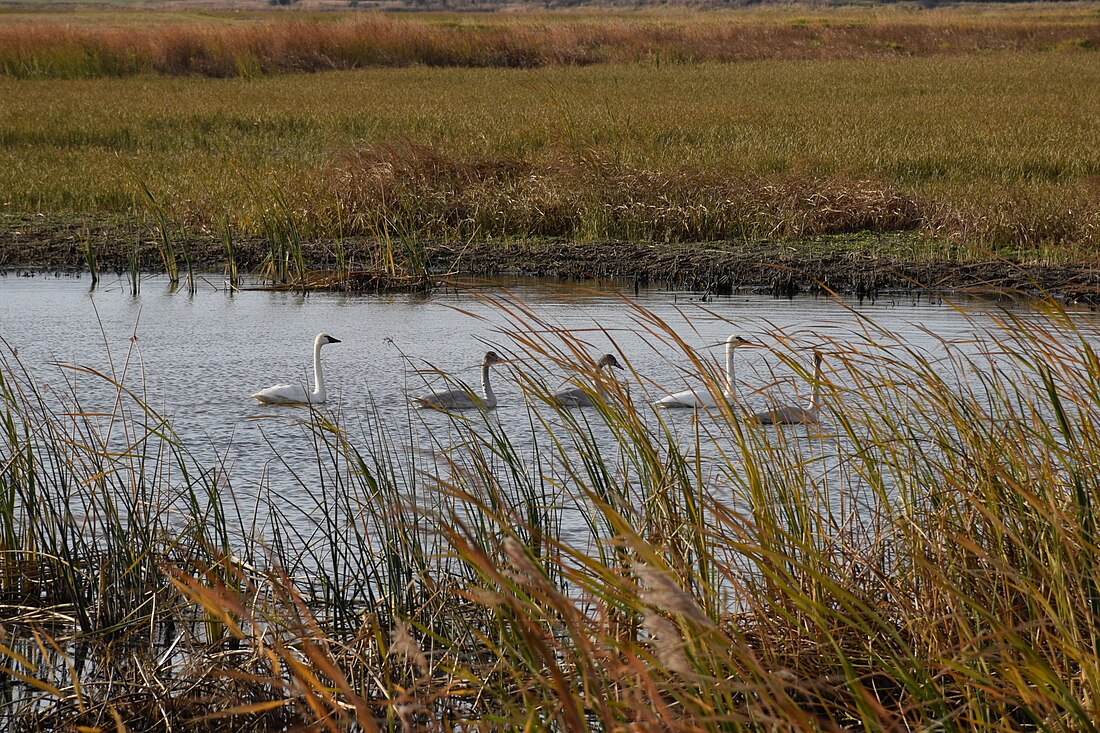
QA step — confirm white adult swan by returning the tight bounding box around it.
[415,351,505,411]
[251,332,341,405]
[653,335,755,409]
[753,352,824,425]
[549,353,624,408]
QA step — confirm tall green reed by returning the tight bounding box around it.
[0,341,230,637]
[259,191,306,288]
[140,183,179,287]
[220,213,239,292]
[126,234,141,295]
[78,229,97,289]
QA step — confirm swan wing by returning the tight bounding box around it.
[653,388,719,409]
[252,383,310,405]
[550,386,591,407]
[414,387,479,411]
[753,405,815,425]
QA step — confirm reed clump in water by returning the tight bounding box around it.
[78,228,98,289]
[3,296,1100,728]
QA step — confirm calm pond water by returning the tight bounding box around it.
[1,272,1097,548]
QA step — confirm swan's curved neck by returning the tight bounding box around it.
[594,362,613,399]
[723,343,737,397]
[481,362,496,407]
[311,339,326,401]
[806,356,822,411]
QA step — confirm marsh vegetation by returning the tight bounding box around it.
[3,6,1100,720]
[3,290,1100,729]
[2,5,1099,289]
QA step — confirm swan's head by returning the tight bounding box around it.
[483,351,505,366]
[596,353,624,370]
[726,335,757,348]
[317,333,341,346]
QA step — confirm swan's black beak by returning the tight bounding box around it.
[330,337,342,344]
[703,338,760,348]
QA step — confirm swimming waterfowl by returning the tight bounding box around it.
[549,353,624,408]
[653,335,756,409]
[753,352,824,425]
[251,333,341,405]
[415,351,506,411]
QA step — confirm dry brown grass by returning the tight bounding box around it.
[329,143,1097,252]
[1,8,1097,78]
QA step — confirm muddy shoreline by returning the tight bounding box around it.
[3,215,1100,303]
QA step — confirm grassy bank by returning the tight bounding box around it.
[4,295,1100,729]
[2,50,1099,263]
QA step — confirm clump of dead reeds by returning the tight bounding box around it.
[330,143,925,245]
[325,142,1100,256]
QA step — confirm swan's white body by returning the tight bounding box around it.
[653,336,753,409]
[416,351,504,411]
[251,333,341,405]
[753,353,824,425]
[550,353,624,408]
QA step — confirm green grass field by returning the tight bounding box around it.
[3,50,1098,258]
[1,6,1098,266]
